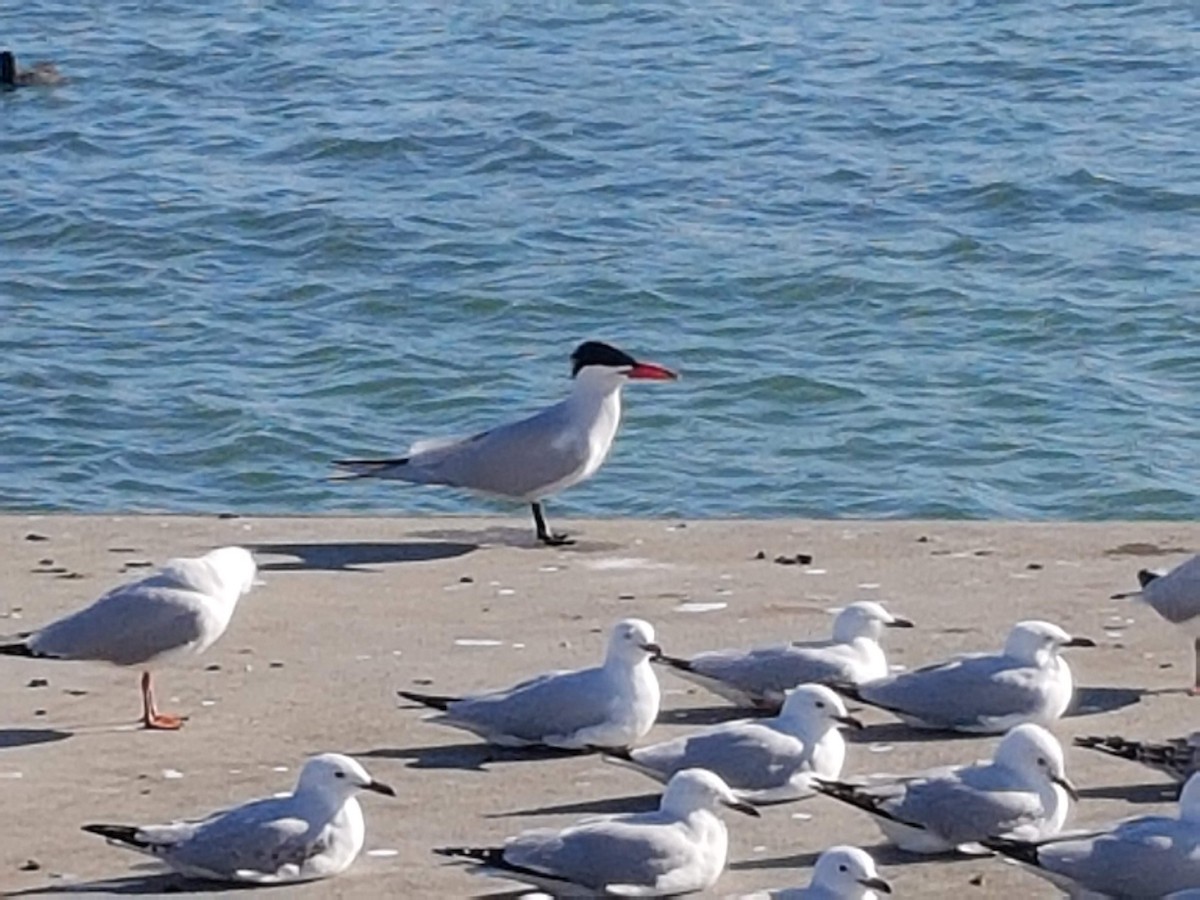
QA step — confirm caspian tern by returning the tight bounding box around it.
[1112,554,1200,694]
[334,340,677,545]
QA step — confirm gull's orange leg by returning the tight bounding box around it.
[140,671,185,730]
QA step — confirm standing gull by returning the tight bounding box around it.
[0,546,257,729]
[1075,731,1200,786]
[739,846,892,899]
[841,619,1094,733]
[83,753,395,884]
[601,684,862,804]
[982,772,1200,897]
[814,723,1076,854]
[654,601,913,710]
[334,340,677,546]
[398,618,661,749]
[436,768,758,897]
[1113,554,1200,694]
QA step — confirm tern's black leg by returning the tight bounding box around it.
[532,502,574,546]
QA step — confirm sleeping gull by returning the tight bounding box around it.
[334,340,677,546]
[1075,731,1200,786]
[435,768,758,896]
[600,684,862,804]
[1112,554,1200,694]
[841,619,1094,733]
[397,618,661,749]
[814,723,1076,854]
[739,846,892,899]
[83,753,395,884]
[654,601,913,710]
[0,546,257,729]
[982,772,1200,897]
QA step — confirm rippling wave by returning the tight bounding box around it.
[2,0,1197,520]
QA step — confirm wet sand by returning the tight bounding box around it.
[0,514,1197,898]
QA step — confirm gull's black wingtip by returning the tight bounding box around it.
[82,824,149,849]
[397,689,458,711]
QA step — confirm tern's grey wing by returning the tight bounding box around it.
[634,723,805,790]
[28,582,210,666]
[859,656,1043,728]
[894,772,1044,843]
[158,798,315,880]
[1143,556,1200,624]
[1038,818,1200,897]
[505,818,697,892]
[447,666,615,743]
[692,645,852,697]
[400,401,590,500]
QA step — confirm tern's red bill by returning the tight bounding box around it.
[628,361,678,381]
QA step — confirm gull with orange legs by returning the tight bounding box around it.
[0,547,257,729]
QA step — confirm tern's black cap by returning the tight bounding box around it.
[571,341,638,377]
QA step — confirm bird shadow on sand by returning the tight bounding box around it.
[247,540,477,572]
[1067,686,1146,718]
[657,705,759,727]
[849,722,983,745]
[0,727,72,750]
[4,872,257,895]
[409,526,622,554]
[357,742,594,772]
[1077,780,1181,803]
[489,791,662,819]
[730,844,972,873]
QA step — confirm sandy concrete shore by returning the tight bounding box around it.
[0,514,1197,898]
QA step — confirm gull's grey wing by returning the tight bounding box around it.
[28,581,210,666]
[505,817,696,892]
[387,401,591,500]
[858,656,1044,727]
[633,724,805,790]
[1037,818,1200,897]
[1142,556,1200,625]
[690,644,853,697]
[891,768,1045,843]
[447,665,615,743]
[155,798,316,880]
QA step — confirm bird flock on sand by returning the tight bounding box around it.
[3,340,1200,897]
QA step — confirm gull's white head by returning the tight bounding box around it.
[205,546,258,597]
[570,341,677,393]
[296,753,396,802]
[1179,773,1200,823]
[779,684,863,734]
[810,845,892,898]
[660,768,760,818]
[831,601,914,644]
[1003,620,1095,665]
[606,618,661,665]
[994,724,1078,800]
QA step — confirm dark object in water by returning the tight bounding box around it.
[1,50,66,88]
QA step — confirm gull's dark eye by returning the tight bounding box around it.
[334,771,346,779]
[1037,756,1047,766]
[816,701,826,709]
[838,864,847,872]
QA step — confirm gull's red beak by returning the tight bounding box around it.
[628,361,678,381]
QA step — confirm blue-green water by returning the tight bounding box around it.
[2,1,1197,520]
